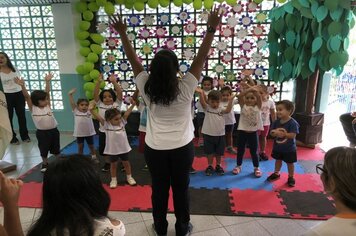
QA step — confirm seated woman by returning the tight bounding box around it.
[27,155,125,236]
[305,146,356,236]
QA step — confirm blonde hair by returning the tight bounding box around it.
[323,146,356,211]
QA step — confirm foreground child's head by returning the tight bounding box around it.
[105,108,121,125]
[99,89,117,105]
[31,90,48,107]
[275,100,294,119]
[201,76,213,91]
[207,90,221,109]
[221,86,232,102]
[77,98,89,112]
[321,147,356,211]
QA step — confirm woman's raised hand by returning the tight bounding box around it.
[207,5,223,29]
[110,15,127,35]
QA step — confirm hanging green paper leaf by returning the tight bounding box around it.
[294,17,303,32]
[329,36,341,52]
[284,47,295,60]
[316,6,328,22]
[291,0,302,10]
[286,14,297,29]
[311,37,323,53]
[325,0,338,11]
[298,0,309,8]
[330,7,343,21]
[311,0,319,17]
[274,18,285,34]
[343,37,350,49]
[328,21,342,35]
[309,56,317,72]
[300,7,314,19]
[339,0,351,9]
[295,34,301,48]
[283,2,294,14]
[281,61,293,77]
[334,66,344,76]
[286,31,296,45]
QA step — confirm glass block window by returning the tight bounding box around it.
[96,0,294,102]
[0,5,63,110]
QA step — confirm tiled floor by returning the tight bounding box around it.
[2,128,347,236]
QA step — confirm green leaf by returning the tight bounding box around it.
[311,0,319,17]
[325,0,338,11]
[329,52,348,68]
[285,14,296,29]
[268,27,279,41]
[295,17,303,32]
[300,7,314,19]
[284,47,295,60]
[328,21,342,35]
[341,24,350,37]
[309,56,317,72]
[298,0,309,8]
[281,61,293,77]
[274,18,286,34]
[286,31,296,45]
[273,70,280,82]
[268,66,275,80]
[291,0,302,10]
[329,36,341,52]
[294,34,301,48]
[339,0,351,9]
[283,2,294,14]
[301,66,312,79]
[330,7,343,21]
[316,6,328,22]
[343,37,350,49]
[311,37,323,53]
[334,66,344,75]
[269,53,278,66]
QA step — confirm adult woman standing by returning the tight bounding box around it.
[0,52,30,144]
[110,6,222,236]
[305,147,356,235]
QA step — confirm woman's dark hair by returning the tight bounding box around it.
[99,89,117,102]
[145,49,180,106]
[77,98,89,106]
[30,90,48,106]
[105,108,121,121]
[27,155,110,236]
[0,52,16,72]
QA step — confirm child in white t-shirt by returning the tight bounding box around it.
[15,73,59,173]
[94,74,123,172]
[258,85,276,161]
[68,88,97,162]
[198,89,234,176]
[233,86,263,177]
[89,100,136,188]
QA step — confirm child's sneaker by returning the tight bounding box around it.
[101,163,110,172]
[267,173,280,182]
[205,165,214,176]
[232,166,241,175]
[110,178,118,188]
[215,165,225,175]
[227,146,237,154]
[126,176,137,186]
[287,176,296,187]
[254,168,262,178]
[40,163,48,173]
[259,152,269,161]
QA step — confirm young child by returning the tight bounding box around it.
[196,76,214,147]
[258,85,276,160]
[198,89,234,176]
[15,73,59,172]
[267,100,299,187]
[68,88,97,162]
[89,101,136,188]
[233,87,263,177]
[220,86,238,154]
[94,73,123,172]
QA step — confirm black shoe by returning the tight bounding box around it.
[152,223,167,236]
[205,165,214,176]
[22,138,31,143]
[185,222,193,236]
[288,176,296,187]
[40,163,48,173]
[259,152,269,161]
[189,166,196,174]
[267,173,280,182]
[101,163,110,172]
[215,165,225,175]
[10,137,20,145]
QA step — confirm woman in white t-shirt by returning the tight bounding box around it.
[110,7,222,236]
[27,155,126,236]
[0,52,30,144]
[305,147,356,236]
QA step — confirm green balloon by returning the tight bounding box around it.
[125,2,134,9]
[193,0,202,10]
[253,0,263,4]
[83,10,94,21]
[134,2,145,11]
[79,40,91,47]
[90,44,104,55]
[83,62,95,73]
[88,2,100,12]
[79,47,91,57]
[76,31,90,40]
[183,0,193,4]
[173,0,183,7]
[90,33,105,44]
[75,2,87,13]
[90,69,100,79]
[96,0,107,6]
[159,0,169,7]
[147,0,159,8]
[84,82,96,91]
[104,2,115,15]
[79,21,91,31]
[100,81,106,89]
[85,91,94,100]
[87,53,99,63]
[83,74,93,82]
[76,65,86,75]
[115,0,125,4]
[204,0,213,9]
[226,0,236,5]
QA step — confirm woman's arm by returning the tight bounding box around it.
[68,88,77,111]
[44,73,53,107]
[189,6,222,80]
[94,74,103,103]
[88,101,105,126]
[14,77,32,111]
[110,16,144,77]
[131,89,140,106]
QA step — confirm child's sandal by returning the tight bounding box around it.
[232,166,241,175]
[254,168,262,178]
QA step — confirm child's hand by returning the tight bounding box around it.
[88,101,96,110]
[68,88,76,95]
[195,87,203,94]
[230,93,236,100]
[276,128,287,138]
[129,97,136,106]
[110,15,127,35]
[97,73,104,83]
[108,73,117,83]
[44,73,54,82]
[14,77,25,86]
[0,171,23,207]
[207,5,223,30]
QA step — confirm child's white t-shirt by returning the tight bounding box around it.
[202,105,225,136]
[73,108,96,137]
[237,105,263,132]
[103,120,131,155]
[196,90,210,113]
[96,100,122,132]
[220,99,238,125]
[31,105,58,130]
[261,100,275,126]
